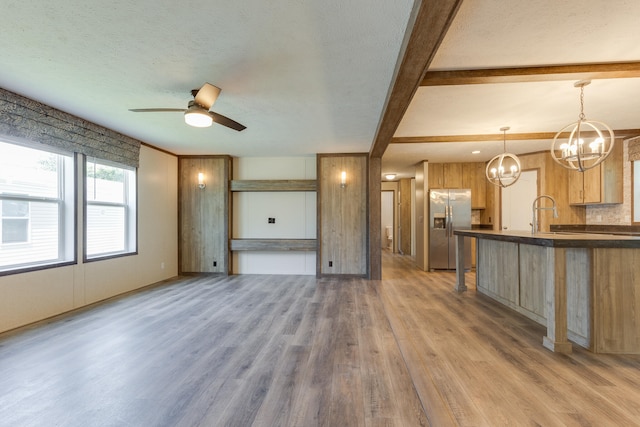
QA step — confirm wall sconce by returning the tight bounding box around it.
[340,171,347,188]
[197,172,206,189]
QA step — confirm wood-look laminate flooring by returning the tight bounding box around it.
[1,252,639,426]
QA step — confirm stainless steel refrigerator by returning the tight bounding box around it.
[429,189,471,270]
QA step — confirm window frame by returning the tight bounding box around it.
[83,156,138,261]
[0,139,76,276]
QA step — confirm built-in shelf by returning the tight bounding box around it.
[230,238,317,251]
[230,179,316,192]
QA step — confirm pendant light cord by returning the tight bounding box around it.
[579,85,586,121]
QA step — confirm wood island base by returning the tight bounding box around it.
[455,230,640,354]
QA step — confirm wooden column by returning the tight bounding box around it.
[454,233,467,292]
[542,247,572,353]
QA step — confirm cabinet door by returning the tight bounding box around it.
[568,140,622,205]
[429,163,444,188]
[463,162,486,209]
[568,171,584,204]
[568,167,601,204]
[443,163,463,188]
[582,166,601,204]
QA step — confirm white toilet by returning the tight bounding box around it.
[385,226,393,250]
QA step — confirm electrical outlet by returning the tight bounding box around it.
[329,261,333,267]
[161,262,165,269]
[268,217,276,224]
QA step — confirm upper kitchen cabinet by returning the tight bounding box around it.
[462,162,487,209]
[568,140,623,205]
[428,163,444,188]
[430,162,486,208]
[429,162,463,189]
[443,163,463,188]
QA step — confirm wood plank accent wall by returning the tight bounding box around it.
[399,178,412,255]
[178,156,231,274]
[369,156,381,279]
[230,179,316,192]
[230,239,316,251]
[317,154,368,276]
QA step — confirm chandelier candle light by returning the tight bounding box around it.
[551,80,615,172]
[485,126,521,188]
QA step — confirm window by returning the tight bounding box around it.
[2,200,30,243]
[85,157,137,259]
[0,140,75,273]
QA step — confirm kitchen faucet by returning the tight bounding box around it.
[531,195,558,234]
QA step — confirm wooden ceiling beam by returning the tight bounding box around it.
[369,0,464,158]
[421,62,640,86]
[391,129,640,144]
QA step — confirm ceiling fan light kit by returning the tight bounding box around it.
[486,126,521,188]
[184,103,213,128]
[551,80,615,172]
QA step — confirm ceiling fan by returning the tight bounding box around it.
[129,83,246,131]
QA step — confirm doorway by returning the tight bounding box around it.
[381,190,394,251]
[501,170,538,231]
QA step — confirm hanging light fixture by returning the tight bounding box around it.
[550,80,614,172]
[485,126,521,187]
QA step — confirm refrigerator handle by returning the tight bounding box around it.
[447,205,452,237]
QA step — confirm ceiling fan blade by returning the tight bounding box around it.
[194,83,221,110]
[209,111,246,131]
[129,108,186,112]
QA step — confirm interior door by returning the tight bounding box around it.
[501,170,538,231]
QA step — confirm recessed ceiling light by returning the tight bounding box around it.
[385,174,396,180]
[472,150,480,154]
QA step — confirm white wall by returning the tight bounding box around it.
[232,157,316,274]
[0,146,178,333]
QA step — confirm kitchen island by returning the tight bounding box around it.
[454,229,640,354]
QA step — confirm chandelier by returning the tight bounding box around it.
[550,80,615,171]
[485,126,521,187]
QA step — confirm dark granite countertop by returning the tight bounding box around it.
[551,224,640,236]
[454,229,640,248]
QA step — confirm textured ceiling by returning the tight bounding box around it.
[0,0,414,156]
[2,0,640,182]
[383,0,640,179]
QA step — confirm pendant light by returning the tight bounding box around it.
[486,126,521,187]
[550,80,614,172]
